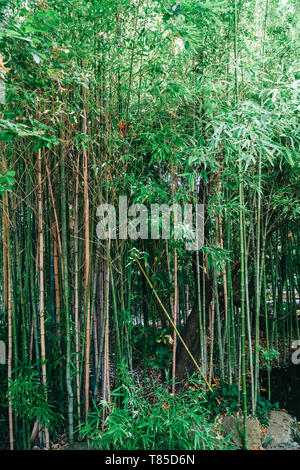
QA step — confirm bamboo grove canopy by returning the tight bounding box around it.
[0,0,299,450]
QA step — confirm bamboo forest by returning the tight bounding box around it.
[0,0,299,453]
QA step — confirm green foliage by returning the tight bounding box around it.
[132,324,187,371]
[206,381,280,426]
[255,394,280,427]
[8,367,57,429]
[259,347,280,370]
[80,374,231,450]
[0,170,15,195]
[132,325,174,370]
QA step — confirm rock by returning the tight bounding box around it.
[220,415,262,449]
[263,411,300,450]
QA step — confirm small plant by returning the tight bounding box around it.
[206,380,279,426]
[255,395,280,426]
[8,367,56,430]
[80,372,230,450]
[132,325,173,370]
[259,347,280,369]
[206,381,241,416]
[0,170,15,195]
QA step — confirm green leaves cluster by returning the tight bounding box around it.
[0,170,15,195]
[80,374,230,450]
[8,369,56,428]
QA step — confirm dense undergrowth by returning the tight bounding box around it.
[80,373,232,450]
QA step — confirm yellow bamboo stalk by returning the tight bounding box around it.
[134,255,219,402]
[37,148,50,448]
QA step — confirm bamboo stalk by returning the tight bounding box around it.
[135,255,219,400]
[37,148,50,449]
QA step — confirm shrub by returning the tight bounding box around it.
[80,375,230,450]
